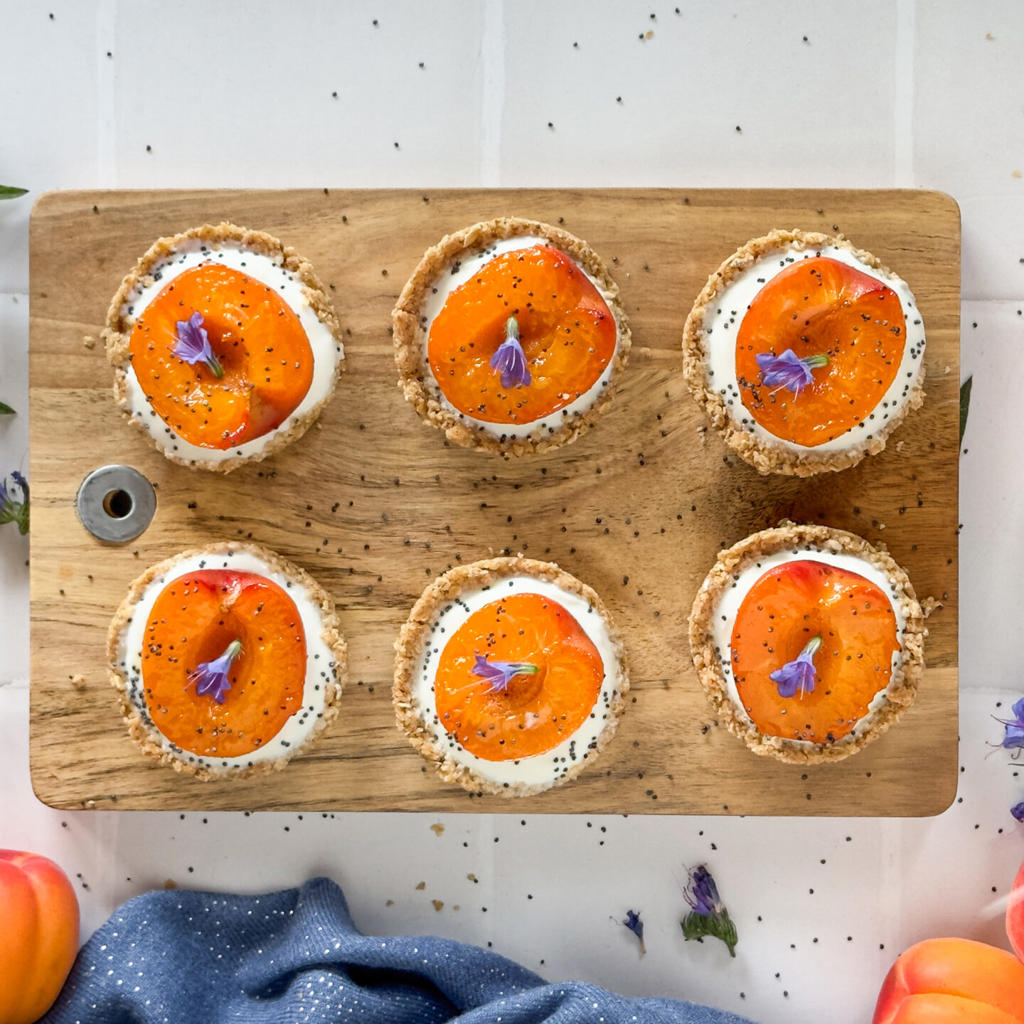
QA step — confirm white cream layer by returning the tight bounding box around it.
[711,548,906,747]
[701,244,925,453]
[411,574,623,788]
[118,549,339,772]
[121,240,343,465]
[420,235,620,440]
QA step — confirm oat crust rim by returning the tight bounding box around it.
[393,555,630,796]
[392,217,632,457]
[687,522,926,765]
[107,540,348,782]
[103,221,345,473]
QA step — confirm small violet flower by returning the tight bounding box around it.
[681,865,738,957]
[996,697,1024,750]
[472,653,539,695]
[622,909,646,957]
[756,349,829,396]
[173,311,223,378]
[0,470,29,535]
[770,636,822,698]
[186,639,242,705]
[1012,801,1024,824]
[489,316,531,389]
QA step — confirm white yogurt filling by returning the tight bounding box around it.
[711,548,906,747]
[121,239,343,464]
[419,235,620,440]
[117,550,339,772]
[411,574,623,788]
[701,244,925,453]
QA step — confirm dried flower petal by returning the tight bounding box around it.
[0,470,29,535]
[472,654,539,695]
[173,311,223,378]
[769,635,821,698]
[996,697,1024,750]
[489,316,531,389]
[756,349,829,396]
[1012,801,1024,824]
[682,865,737,957]
[622,909,646,956]
[186,639,242,704]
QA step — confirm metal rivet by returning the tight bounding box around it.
[76,465,156,543]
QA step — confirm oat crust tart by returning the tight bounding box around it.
[393,217,631,456]
[104,222,344,472]
[683,229,926,476]
[108,541,346,780]
[688,523,925,764]
[393,555,629,796]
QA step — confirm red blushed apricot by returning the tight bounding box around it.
[427,245,616,424]
[735,256,906,447]
[873,938,1024,1024]
[141,570,307,757]
[129,263,313,448]
[731,559,899,744]
[434,592,604,761]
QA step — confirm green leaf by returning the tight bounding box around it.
[0,402,14,415]
[0,186,27,200]
[960,376,973,444]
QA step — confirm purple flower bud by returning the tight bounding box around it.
[996,697,1024,749]
[1012,801,1024,824]
[489,316,531,389]
[622,909,646,956]
[471,653,539,695]
[0,470,29,534]
[684,865,722,917]
[756,349,829,396]
[769,636,821,698]
[186,639,242,704]
[681,865,738,956]
[173,311,223,378]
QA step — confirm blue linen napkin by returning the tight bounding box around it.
[42,877,755,1023]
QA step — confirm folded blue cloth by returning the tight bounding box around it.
[43,877,754,1023]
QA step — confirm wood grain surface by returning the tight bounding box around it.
[29,188,960,814]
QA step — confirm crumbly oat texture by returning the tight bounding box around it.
[103,222,344,473]
[107,541,347,782]
[393,555,630,796]
[682,228,926,477]
[392,217,632,456]
[688,522,926,764]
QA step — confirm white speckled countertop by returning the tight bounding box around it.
[2,3,1023,1021]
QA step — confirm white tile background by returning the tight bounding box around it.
[2,2,1024,1022]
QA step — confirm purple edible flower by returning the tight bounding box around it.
[0,470,29,535]
[1012,801,1024,824]
[996,697,1024,750]
[472,653,539,695]
[173,311,223,378]
[622,909,646,956]
[186,639,242,705]
[756,349,829,396]
[769,636,822,698]
[681,865,738,957]
[489,316,531,389]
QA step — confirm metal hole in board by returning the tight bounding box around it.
[76,465,157,543]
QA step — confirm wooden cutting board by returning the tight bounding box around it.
[29,188,960,814]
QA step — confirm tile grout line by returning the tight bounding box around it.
[893,0,916,187]
[480,0,505,188]
[97,0,118,185]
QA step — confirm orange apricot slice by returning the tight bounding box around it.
[730,559,899,744]
[140,569,307,757]
[128,262,313,448]
[735,256,906,446]
[433,591,604,761]
[427,244,616,424]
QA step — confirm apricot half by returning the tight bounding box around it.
[141,569,307,757]
[434,592,604,761]
[129,263,313,448]
[730,559,899,744]
[427,245,616,424]
[735,256,906,446]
